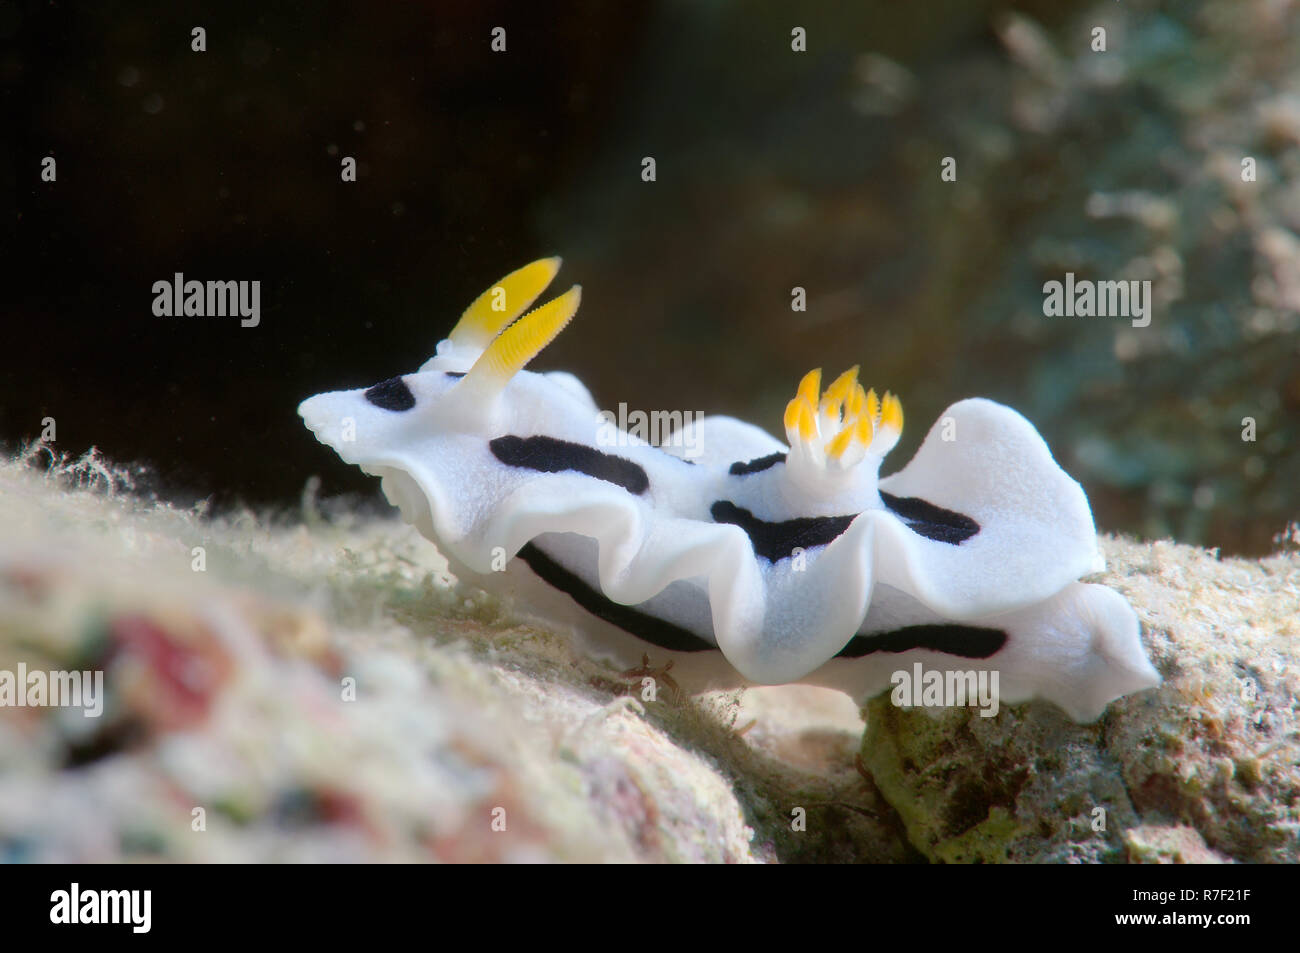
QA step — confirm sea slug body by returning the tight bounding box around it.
[299,258,1161,722]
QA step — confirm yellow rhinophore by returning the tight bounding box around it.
[449,257,563,349]
[462,285,582,392]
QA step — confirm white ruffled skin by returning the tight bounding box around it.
[299,312,1160,723]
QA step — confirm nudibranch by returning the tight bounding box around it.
[299,258,1160,722]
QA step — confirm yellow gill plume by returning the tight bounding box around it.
[874,390,903,457]
[784,365,904,473]
[784,368,822,443]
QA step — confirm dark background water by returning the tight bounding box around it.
[5,0,1298,555]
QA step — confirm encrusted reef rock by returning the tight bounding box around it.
[861,536,1299,863]
[1124,825,1231,864]
[1,451,1295,862]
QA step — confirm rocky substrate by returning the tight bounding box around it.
[0,451,1295,862]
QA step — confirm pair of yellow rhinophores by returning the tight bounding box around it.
[447,257,904,464]
[446,256,580,393]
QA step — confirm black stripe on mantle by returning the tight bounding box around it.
[516,543,714,653]
[709,501,855,562]
[515,542,1007,661]
[724,452,979,546]
[490,435,650,495]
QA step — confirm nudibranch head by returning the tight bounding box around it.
[298,258,583,455]
[782,365,903,501]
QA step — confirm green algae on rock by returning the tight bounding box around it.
[860,536,1299,863]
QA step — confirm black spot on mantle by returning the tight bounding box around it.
[490,435,649,495]
[879,491,979,545]
[363,376,415,411]
[729,452,786,475]
[710,500,855,562]
[836,623,1006,659]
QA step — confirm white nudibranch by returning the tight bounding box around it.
[299,258,1161,723]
